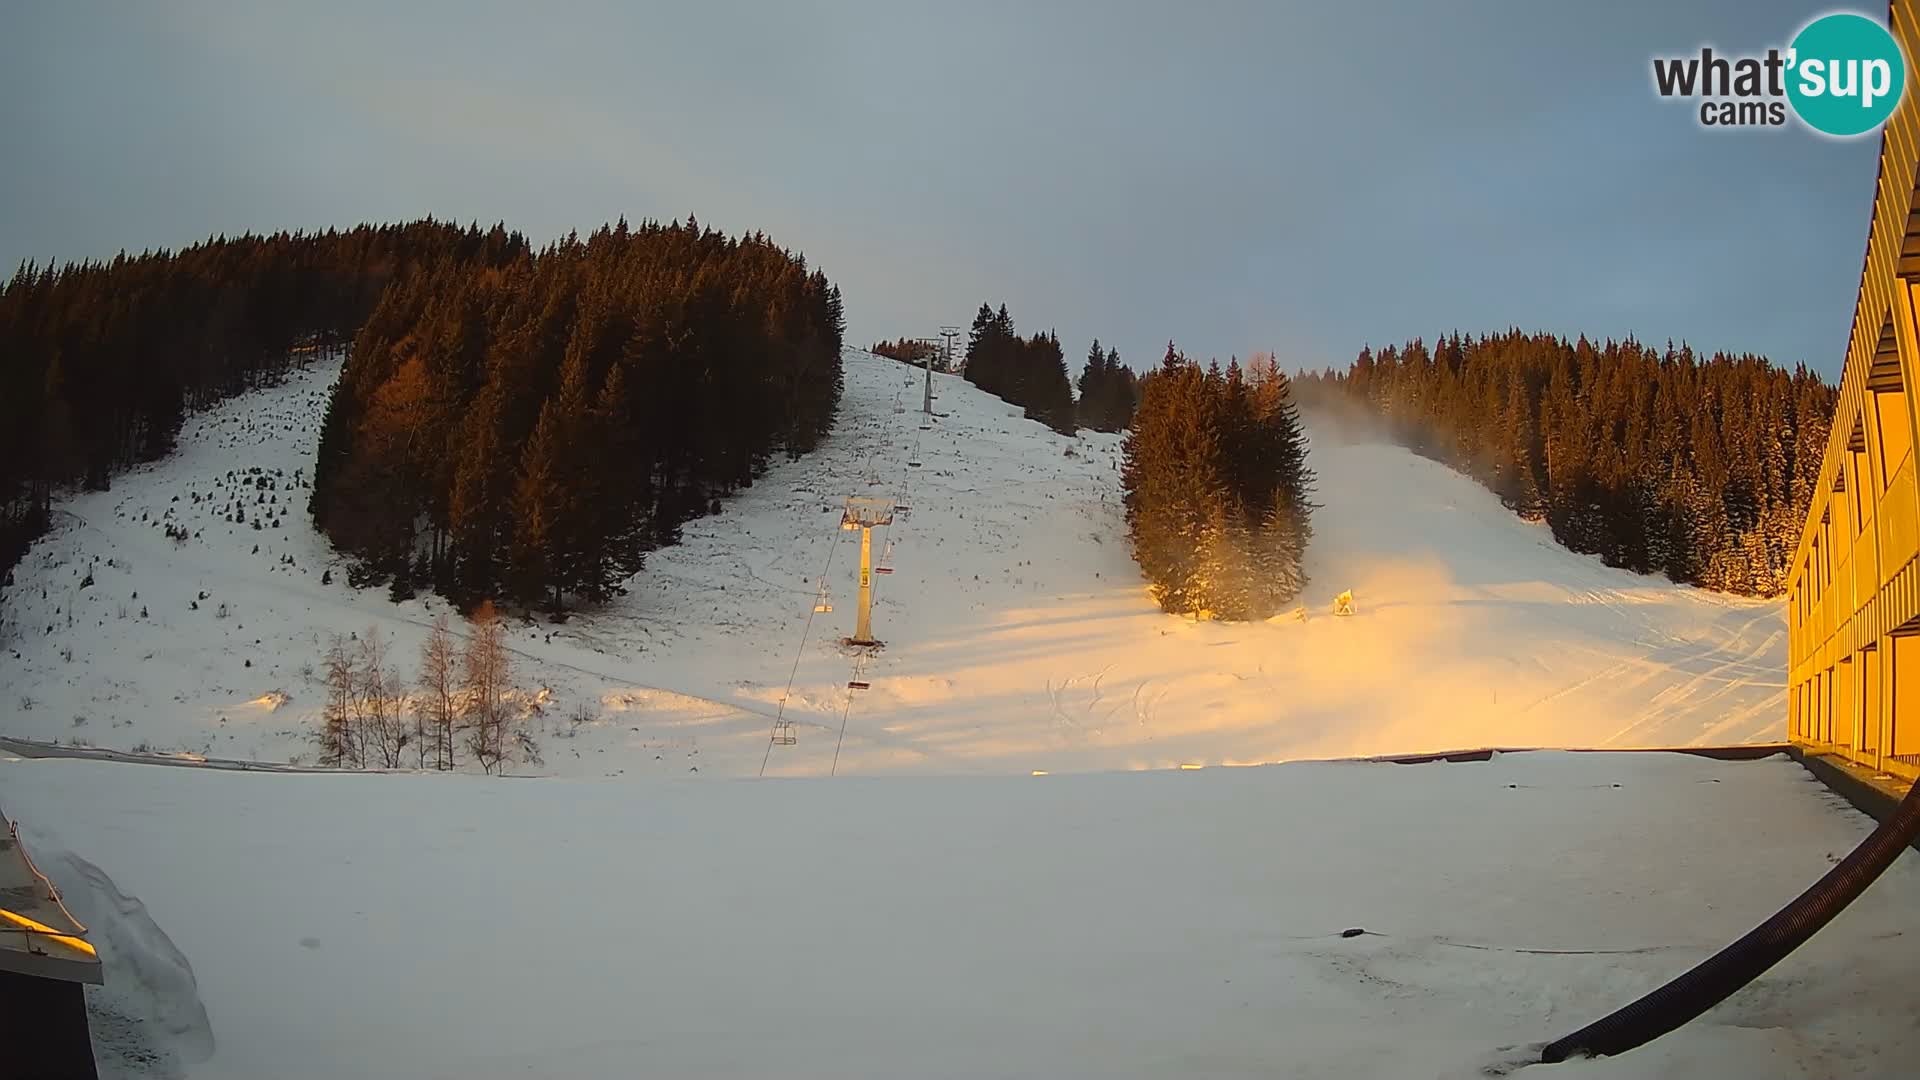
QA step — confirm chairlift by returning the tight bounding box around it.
[814,600,834,612]
[848,680,871,690]
[908,459,923,468]
[772,719,797,745]
[875,566,893,575]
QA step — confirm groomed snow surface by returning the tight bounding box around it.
[6,751,1918,1079]
[0,351,1786,777]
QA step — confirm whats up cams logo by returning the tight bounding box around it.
[1653,11,1908,136]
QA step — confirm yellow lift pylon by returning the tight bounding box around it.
[841,496,895,646]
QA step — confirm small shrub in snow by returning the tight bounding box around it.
[513,728,543,767]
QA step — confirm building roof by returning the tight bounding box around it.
[0,808,102,984]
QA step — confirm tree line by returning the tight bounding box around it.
[1123,346,1314,619]
[1294,331,1838,596]
[308,217,845,611]
[1,220,524,594]
[962,303,1077,434]
[871,337,953,371]
[316,603,527,773]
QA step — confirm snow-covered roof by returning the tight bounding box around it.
[0,807,101,984]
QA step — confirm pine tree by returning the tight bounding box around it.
[1106,347,1136,430]
[1077,339,1108,430]
[1256,365,1314,606]
[510,399,569,610]
[1021,330,1076,435]
[1121,346,1314,618]
[1123,350,1222,614]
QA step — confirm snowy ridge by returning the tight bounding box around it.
[0,350,1786,775]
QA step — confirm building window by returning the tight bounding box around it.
[1875,386,1911,489]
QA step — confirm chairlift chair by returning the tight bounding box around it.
[772,719,797,745]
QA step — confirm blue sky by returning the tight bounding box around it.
[0,1,1885,378]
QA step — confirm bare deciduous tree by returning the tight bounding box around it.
[462,601,512,773]
[359,625,407,768]
[317,634,360,767]
[417,614,459,771]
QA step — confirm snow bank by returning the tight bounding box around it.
[14,820,215,1077]
[1,751,1911,1078]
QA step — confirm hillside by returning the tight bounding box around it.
[0,350,1786,776]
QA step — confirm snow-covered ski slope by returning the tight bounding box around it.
[7,750,1916,1079]
[0,350,1786,776]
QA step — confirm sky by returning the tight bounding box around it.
[0,1,1888,379]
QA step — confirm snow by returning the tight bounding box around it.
[0,351,1786,777]
[4,750,1915,1078]
[0,348,1894,1078]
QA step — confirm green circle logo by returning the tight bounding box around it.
[1787,13,1907,136]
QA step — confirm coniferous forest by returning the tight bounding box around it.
[1123,346,1314,619]
[1295,332,1837,597]
[0,220,520,589]
[1,217,844,615]
[310,219,845,610]
[962,303,1078,435]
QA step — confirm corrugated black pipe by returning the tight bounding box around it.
[1541,772,1920,1063]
